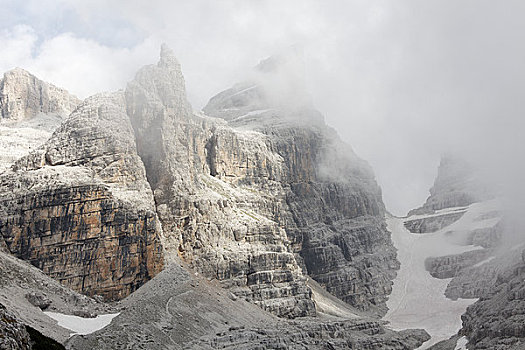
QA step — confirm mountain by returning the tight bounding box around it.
[0,46,430,349]
[392,154,525,349]
[0,68,81,172]
[0,67,80,122]
[408,154,495,217]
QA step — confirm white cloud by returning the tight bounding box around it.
[2,0,524,215]
[0,25,160,98]
[0,25,38,70]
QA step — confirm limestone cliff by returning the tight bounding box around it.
[408,155,494,217]
[0,68,80,122]
[0,93,164,301]
[202,52,397,315]
[0,46,434,349]
[0,69,81,172]
[125,45,315,318]
[0,46,396,319]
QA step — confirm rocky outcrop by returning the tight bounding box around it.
[409,155,494,216]
[0,302,32,350]
[425,249,492,279]
[67,262,429,350]
[0,69,80,172]
[0,46,396,321]
[0,68,80,122]
[404,210,466,234]
[202,52,397,316]
[444,258,500,300]
[460,250,525,349]
[0,303,65,350]
[125,45,315,318]
[0,93,164,301]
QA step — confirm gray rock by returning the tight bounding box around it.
[0,46,401,348]
[25,292,52,310]
[0,302,32,350]
[0,68,80,122]
[460,250,525,349]
[67,262,429,350]
[0,92,164,301]
[404,210,466,234]
[408,155,495,216]
[425,249,492,279]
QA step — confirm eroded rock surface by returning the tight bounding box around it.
[201,50,397,316]
[404,210,466,234]
[0,302,32,350]
[0,69,81,172]
[0,68,79,122]
[425,249,492,279]
[0,93,164,301]
[408,155,494,216]
[460,249,525,349]
[1,46,396,329]
[67,262,429,350]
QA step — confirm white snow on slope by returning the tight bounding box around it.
[454,336,468,350]
[0,113,63,172]
[384,200,501,349]
[230,109,273,122]
[44,312,120,336]
[230,85,257,98]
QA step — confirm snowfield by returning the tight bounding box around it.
[44,312,120,336]
[384,200,501,349]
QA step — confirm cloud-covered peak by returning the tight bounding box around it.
[159,44,179,69]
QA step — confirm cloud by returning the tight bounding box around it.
[1,0,524,216]
[0,25,160,98]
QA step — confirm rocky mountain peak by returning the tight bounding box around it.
[408,154,496,216]
[126,45,190,116]
[255,45,305,73]
[203,48,319,124]
[0,67,80,122]
[159,43,180,68]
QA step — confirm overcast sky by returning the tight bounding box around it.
[1,0,524,215]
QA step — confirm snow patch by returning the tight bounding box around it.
[383,216,476,349]
[230,109,273,122]
[230,85,257,98]
[454,336,468,349]
[473,256,495,268]
[383,200,501,349]
[44,311,119,336]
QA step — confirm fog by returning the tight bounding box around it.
[1,0,524,216]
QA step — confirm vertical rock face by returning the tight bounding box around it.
[201,52,397,315]
[0,68,80,122]
[409,155,494,216]
[125,47,315,318]
[0,46,396,318]
[0,69,81,172]
[0,303,32,350]
[460,250,525,350]
[0,93,164,301]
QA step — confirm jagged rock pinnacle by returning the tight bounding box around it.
[159,44,180,69]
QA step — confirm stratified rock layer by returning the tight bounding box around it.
[0,93,164,301]
[125,46,315,318]
[0,69,81,172]
[461,250,525,349]
[201,53,397,316]
[0,46,396,320]
[0,68,80,122]
[409,155,494,216]
[67,263,429,350]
